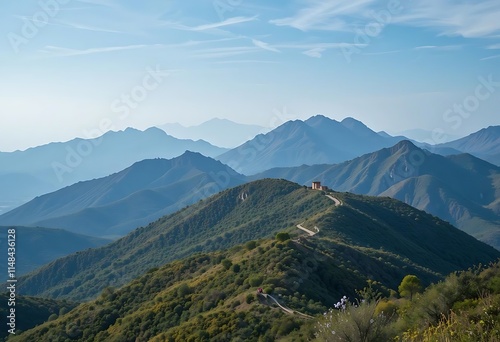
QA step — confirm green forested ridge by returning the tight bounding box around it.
[16,179,499,304]
[16,179,333,301]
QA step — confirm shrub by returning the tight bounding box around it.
[221,259,232,270]
[245,241,257,250]
[276,232,290,242]
[248,275,264,287]
[246,294,255,304]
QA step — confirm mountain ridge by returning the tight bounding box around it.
[0,151,246,238]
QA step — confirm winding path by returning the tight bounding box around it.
[263,192,343,317]
[260,293,314,319]
[296,223,319,236]
[326,194,342,206]
[295,193,342,237]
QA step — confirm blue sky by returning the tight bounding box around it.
[1,0,499,151]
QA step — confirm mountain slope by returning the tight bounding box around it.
[217,115,406,175]
[159,118,267,148]
[437,125,500,166]
[0,127,228,213]
[254,141,500,249]
[10,189,500,341]
[0,152,246,238]
[0,226,110,278]
[16,179,499,303]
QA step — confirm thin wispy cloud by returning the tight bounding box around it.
[252,39,280,53]
[194,16,258,31]
[55,20,123,33]
[269,0,376,31]
[487,43,500,49]
[413,45,462,51]
[270,0,500,39]
[191,46,260,59]
[394,0,500,38]
[273,42,366,58]
[480,54,500,61]
[40,44,160,57]
[211,60,279,64]
[165,16,258,32]
[362,50,402,56]
[303,48,326,58]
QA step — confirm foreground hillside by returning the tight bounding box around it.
[16,179,499,305]
[9,236,500,341]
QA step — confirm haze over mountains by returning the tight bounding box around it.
[0,127,227,215]
[2,116,499,341]
[159,118,267,148]
[0,152,245,239]
[0,227,110,279]
[2,116,499,246]
[436,126,500,166]
[217,116,406,175]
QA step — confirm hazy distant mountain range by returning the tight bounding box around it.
[159,118,267,148]
[217,115,408,175]
[436,126,500,166]
[395,128,461,144]
[0,127,227,214]
[254,140,500,249]
[0,226,109,279]
[0,152,245,239]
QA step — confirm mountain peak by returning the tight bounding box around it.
[391,140,420,153]
[305,114,339,125]
[341,117,373,133]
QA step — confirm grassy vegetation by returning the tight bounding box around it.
[317,262,500,341]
